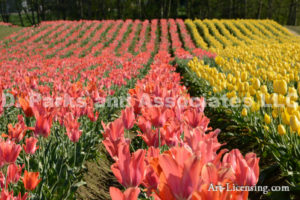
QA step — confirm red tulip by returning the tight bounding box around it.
[0,172,5,188]
[14,192,28,200]
[121,107,135,130]
[64,114,82,143]
[23,137,39,155]
[33,105,53,138]
[0,140,21,165]
[3,115,30,142]
[110,187,140,200]
[23,170,41,191]
[0,190,13,200]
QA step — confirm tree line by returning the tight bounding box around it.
[0,0,299,26]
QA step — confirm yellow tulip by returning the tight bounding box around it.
[260,85,268,94]
[264,125,269,131]
[227,74,233,82]
[256,91,263,101]
[215,56,224,65]
[238,83,244,92]
[241,71,248,82]
[244,82,249,91]
[278,124,286,135]
[250,103,257,112]
[287,101,298,114]
[281,109,290,125]
[272,109,278,118]
[270,93,278,105]
[226,91,236,98]
[241,108,248,116]
[290,115,300,132]
[264,114,271,124]
[213,87,218,93]
[288,87,298,101]
[273,80,287,95]
[252,78,261,90]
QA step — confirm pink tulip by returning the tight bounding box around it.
[65,116,83,143]
[143,107,167,128]
[102,118,124,141]
[110,187,140,200]
[0,140,22,165]
[223,149,260,186]
[158,147,202,200]
[33,105,53,138]
[111,143,146,187]
[6,163,24,185]
[122,107,135,130]
[102,118,128,159]
[184,108,210,129]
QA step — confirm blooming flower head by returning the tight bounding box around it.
[0,140,22,165]
[23,137,39,155]
[23,170,41,191]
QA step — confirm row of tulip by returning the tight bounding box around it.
[181,19,300,196]
[133,20,149,54]
[1,19,218,61]
[0,22,15,27]
[0,19,162,199]
[103,50,260,200]
[185,19,300,50]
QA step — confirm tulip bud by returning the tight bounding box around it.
[290,115,300,132]
[252,78,261,90]
[281,109,290,125]
[264,114,271,124]
[272,109,278,118]
[260,85,268,94]
[122,107,135,130]
[241,71,248,82]
[241,108,248,116]
[278,124,286,135]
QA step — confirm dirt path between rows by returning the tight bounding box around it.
[285,27,299,36]
[288,29,299,36]
[76,144,121,200]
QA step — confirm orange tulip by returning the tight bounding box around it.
[18,97,34,117]
[23,170,41,191]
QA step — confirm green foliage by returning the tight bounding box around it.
[1,0,299,26]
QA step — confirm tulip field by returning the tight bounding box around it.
[0,19,299,199]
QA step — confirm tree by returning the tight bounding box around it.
[15,0,24,26]
[0,0,10,22]
[287,0,298,25]
[257,0,263,19]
